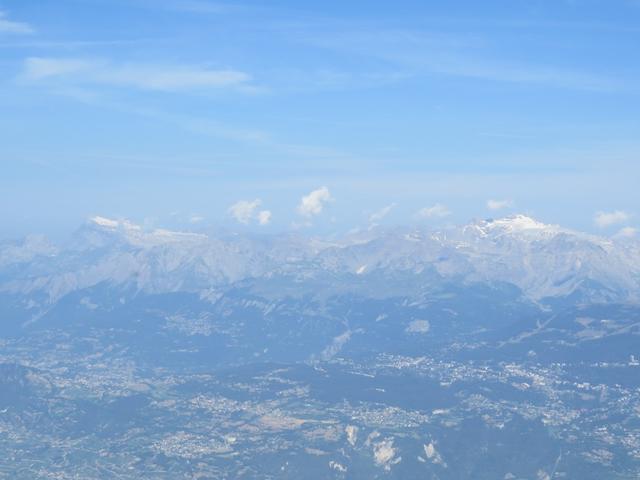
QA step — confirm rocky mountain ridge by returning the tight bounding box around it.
[1,214,638,306]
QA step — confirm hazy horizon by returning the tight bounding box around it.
[6,211,638,245]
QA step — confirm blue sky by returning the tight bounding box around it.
[1,0,639,238]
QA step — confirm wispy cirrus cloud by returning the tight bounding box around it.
[369,203,396,224]
[0,10,34,34]
[22,57,252,92]
[24,81,359,162]
[0,39,159,49]
[159,0,248,14]
[305,29,622,92]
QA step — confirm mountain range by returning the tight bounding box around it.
[2,214,638,310]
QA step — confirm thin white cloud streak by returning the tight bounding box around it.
[265,67,411,94]
[22,57,251,92]
[487,199,513,210]
[369,203,396,224]
[0,39,160,49]
[40,87,272,143]
[26,86,362,168]
[298,187,332,217]
[417,203,451,218]
[0,10,34,34]
[305,30,622,92]
[159,0,248,14]
[428,57,620,92]
[594,210,631,228]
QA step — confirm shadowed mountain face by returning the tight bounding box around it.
[1,216,640,478]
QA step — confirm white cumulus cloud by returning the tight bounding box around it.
[417,203,451,218]
[227,199,261,224]
[487,199,513,210]
[228,200,272,226]
[594,210,631,228]
[257,210,272,225]
[0,10,34,34]
[297,186,332,217]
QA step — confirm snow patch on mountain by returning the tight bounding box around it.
[90,216,120,228]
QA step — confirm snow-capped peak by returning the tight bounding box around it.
[468,214,562,239]
[485,214,550,232]
[90,216,141,231]
[87,216,208,248]
[90,216,120,228]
